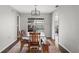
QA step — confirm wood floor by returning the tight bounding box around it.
[7,38,61,53]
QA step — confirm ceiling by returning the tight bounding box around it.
[11,5,56,14]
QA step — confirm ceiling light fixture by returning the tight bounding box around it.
[55,5,59,8]
[31,5,40,16]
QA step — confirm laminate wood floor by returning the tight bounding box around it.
[8,39,61,53]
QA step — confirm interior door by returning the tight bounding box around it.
[52,12,59,48]
[54,15,59,48]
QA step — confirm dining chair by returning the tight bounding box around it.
[28,32,40,52]
[42,44,49,53]
[20,30,29,51]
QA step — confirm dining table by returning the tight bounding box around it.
[22,32,47,44]
[21,32,49,52]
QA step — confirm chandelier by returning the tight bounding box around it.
[31,5,40,16]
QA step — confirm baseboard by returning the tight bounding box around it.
[59,43,71,53]
[1,40,18,53]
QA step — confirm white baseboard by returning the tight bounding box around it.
[0,39,17,52]
[59,42,71,53]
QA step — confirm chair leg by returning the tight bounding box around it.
[20,42,24,51]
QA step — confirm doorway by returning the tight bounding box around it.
[52,13,59,48]
[17,16,20,38]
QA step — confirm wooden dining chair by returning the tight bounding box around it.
[20,30,29,51]
[42,44,49,53]
[28,32,40,52]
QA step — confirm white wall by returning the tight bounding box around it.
[51,13,54,39]
[0,6,18,52]
[20,13,52,37]
[54,5,79,52]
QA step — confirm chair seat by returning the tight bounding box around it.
[21,39,29,42]
[29,42,39,46]
[30,46,39,48]
[22,37,29,40]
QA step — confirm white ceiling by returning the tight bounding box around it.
[11,5,56,14]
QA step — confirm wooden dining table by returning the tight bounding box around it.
[22,32,49,52]
[22,32,47,44]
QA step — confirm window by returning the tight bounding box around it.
[28,18,44,32]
